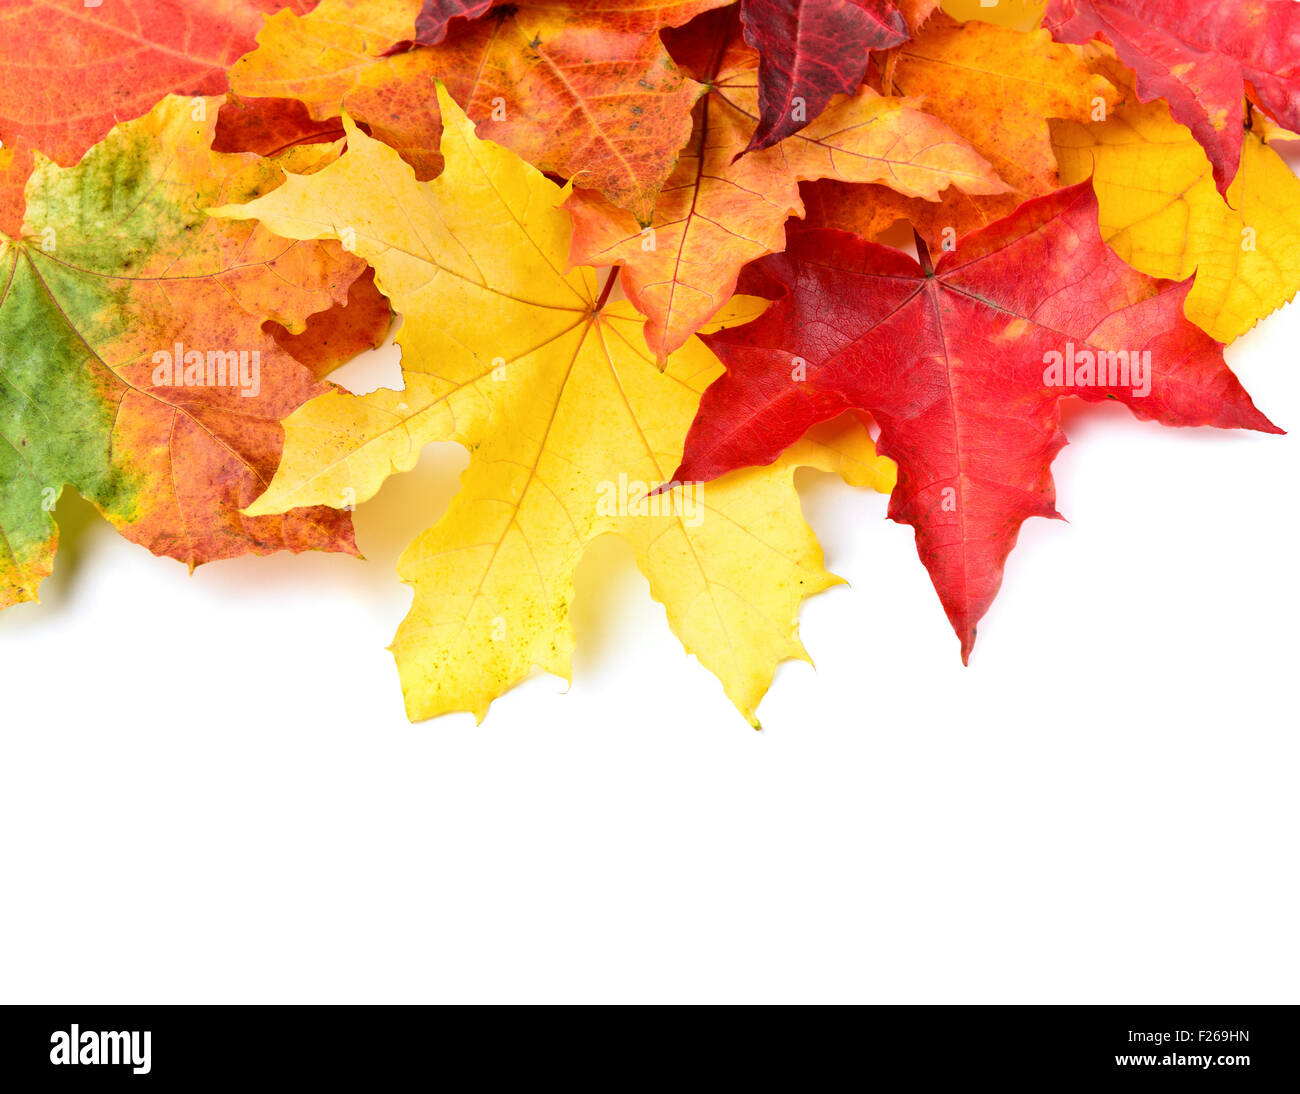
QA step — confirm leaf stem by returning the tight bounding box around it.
[914,227,934,276]
[594,267,619,312]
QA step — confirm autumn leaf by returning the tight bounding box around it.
[673,183,1279,662]
[0,1,316,173]
[1045,0,1300,196]
[0,96,360,610]
[802,12,1117,247]
[1053,81,1300,343]
[226,0,445,179]
[738,0,909,153]
[565,7,1006,359]
[426,0,733,222]
[214,87,896,724]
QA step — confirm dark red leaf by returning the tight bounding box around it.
[739,0,909,153]
[413,0,498,45]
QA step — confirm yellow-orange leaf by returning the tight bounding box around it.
[0,96,360,609]
[432,0,731,222]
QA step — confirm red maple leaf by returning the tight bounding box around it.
[1045,0,1300,195]
[739,0,909,153]
[673,183,1281,661]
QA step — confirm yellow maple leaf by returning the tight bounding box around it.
[214,87,895,725]
[1052,96,1300,343]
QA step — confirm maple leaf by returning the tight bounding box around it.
[1045,0,1300,196]
[214,88,896,724]
[565,7,1006,359]
[673,183,1280,662]
[738,0,909,153]
[1053,66,1300,343]
[425,0,733,222]
[802,12,1117,247]
[0,96,360,610]
[226,0,445,180]
[0,1,315,169]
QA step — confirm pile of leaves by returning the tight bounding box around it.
[1,0,1295,725]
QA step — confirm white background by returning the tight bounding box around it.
[1,287,1297,1004]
